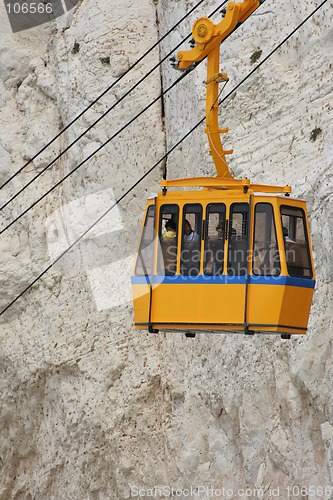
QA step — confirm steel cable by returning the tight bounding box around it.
[0,0,208,191]
[0,0,229,206]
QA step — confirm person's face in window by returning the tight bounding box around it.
[216,224,223,237]
[184,221,192,235]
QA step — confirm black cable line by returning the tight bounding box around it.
[0,36,189,211]
[0,0,228,200]
[0,63,199,235]
[218,0,329,107]
[0,117,201,317]
[0,0,207,191]
[0,0,327,316]
[0,0,231,219]
[0,32,198,213]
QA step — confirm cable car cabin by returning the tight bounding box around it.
[131,184,315,338]
[131,0,316,337]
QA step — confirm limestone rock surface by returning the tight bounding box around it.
[0,0,332,498]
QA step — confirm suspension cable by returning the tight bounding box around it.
[0,32,197,212]
[218,0,328,107]
[0,63,198,236]
[0,0,327,317]
[0,38,185,210]
[0,117,201,317]
[0,0,228,200]
[0,0,232,224]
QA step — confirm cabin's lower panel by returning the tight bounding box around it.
[131,276,315,336]
[132,283,151,324]
[247,281,314,331]
[134,322,306,335]
[150,282,246,325]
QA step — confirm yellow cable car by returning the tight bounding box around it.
[131,0,316,338]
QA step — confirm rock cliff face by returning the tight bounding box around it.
[0,0,332,498]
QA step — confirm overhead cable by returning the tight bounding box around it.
[217,0,329,107]
[0,0,233,223]
[0,62,198,236]
[0,0,228,201]
[0,33,196,212]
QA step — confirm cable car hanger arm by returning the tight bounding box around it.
[173,0,264,179]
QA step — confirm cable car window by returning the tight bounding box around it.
[227,203,249,276]
[204,204,226,275]
[135,205,155,276]
[157,204,179,275]
[253,203,280,276]
[180,204,202,276]
[280,206,313,278]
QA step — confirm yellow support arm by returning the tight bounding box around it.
[176,0,261,179]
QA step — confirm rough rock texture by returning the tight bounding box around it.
[0,0,332,498]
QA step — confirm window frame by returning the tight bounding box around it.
[280,205,313,279]
[227,202,250,276]
[204,203,226,276]
[134,204,155,276]
[180,203,203,276]
[157,204,179,276]
[252,202,281,276]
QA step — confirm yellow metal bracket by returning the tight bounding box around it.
[206,72,229,85]
[176,0,261,179]
[161,177,292,195]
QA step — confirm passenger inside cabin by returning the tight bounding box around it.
[181,219,200,275]
[162,219,177,240]
[161,219,177,275]
[184,219,199,242]
[283,226,294,243]
[204,222,225,275]
[215,223,236,239]
[216,223,223,239]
